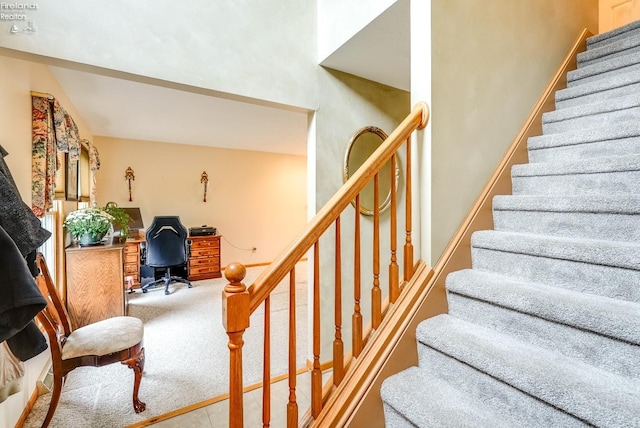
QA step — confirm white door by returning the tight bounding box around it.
[599,0,640,33]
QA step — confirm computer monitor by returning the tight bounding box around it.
[114,207,144,235]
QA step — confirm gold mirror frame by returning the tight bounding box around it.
[343,126,400,216]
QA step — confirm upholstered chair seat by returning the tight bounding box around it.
[61,317,144,360]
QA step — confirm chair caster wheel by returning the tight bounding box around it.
[164,290,171,295]
[142,289,148,293]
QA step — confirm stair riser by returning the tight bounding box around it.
[567,62,640,88]
[447,293,640,380]
[542,106,640,134]
[556,81,640,109]
[578,43,640,68]
[470,246,640,302]
[493,209,640,242]
[382,404,413,427]
[512,170,640,196]
[528,137,640,162]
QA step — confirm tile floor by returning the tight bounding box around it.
[150,371,324,427]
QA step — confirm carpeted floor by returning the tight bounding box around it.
[23,262,308,428]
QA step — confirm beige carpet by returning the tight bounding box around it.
[23,262,308,428]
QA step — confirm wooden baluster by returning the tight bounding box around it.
[263,295,271,428]
[372,173,381,329]
[352,195,363,357]
[311,242,322,418]
[223,263,250,428]
[389,153,400,302]
[287,268,298,428]
[333,217,344,385]
[404,137,414,281]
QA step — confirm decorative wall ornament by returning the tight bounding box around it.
[125,167,135,201]
[200,171,209,202]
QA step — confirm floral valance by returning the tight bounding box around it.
[31,94,100,217]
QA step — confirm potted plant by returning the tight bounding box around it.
[63,208,114,246]
[102,204,133,240]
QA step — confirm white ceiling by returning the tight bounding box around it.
[49,3,409,157]
[50,66,311,156]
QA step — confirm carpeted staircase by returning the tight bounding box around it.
[380,21,640,428]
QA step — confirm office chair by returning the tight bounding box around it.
[34,253,145,428]
[141,216,192,295]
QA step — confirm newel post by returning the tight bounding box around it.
[223,262,250,428]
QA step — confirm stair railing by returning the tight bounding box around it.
[223,102,430,428]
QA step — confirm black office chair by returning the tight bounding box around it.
[141,216,192,295]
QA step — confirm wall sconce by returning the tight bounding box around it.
[125,167,135,201]
[200,171,209,202]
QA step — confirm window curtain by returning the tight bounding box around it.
[31,95,101,217]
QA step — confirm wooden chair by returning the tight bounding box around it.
[34,253,146,427]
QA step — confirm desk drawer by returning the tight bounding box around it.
[188,264,221,279]
[124,244,139,254]
[189,256,219,267]
[190,247,219,258]
[124,262,139,275]
[189,238,220,249]
[125,252,139,264]
[188,264,220,274]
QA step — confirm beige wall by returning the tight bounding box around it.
[315,67,410,355]
[430,0,598,260]
[0,54,93,428]
[94,137,307,267]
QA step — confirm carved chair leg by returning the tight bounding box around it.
[122,347,146,413]
[41,373,64,428]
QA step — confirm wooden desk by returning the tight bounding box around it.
[124,234,222,284]
[187,235,221,280]
[65,241,126,329]
[124,236,145,288]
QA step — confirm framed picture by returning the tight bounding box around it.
[66,153,79,201]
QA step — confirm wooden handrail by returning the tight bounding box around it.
[313,27,592,427]
[247,102,429,313]
[223,101,429,427]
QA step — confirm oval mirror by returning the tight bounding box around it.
[343,126,399,216]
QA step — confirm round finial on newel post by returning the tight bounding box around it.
[224,262,247,293]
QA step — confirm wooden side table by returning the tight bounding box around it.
[187,235,221,280]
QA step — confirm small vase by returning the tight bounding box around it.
[78,231,106,247]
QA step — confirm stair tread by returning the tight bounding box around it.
[446,269,640,345]
[587,20,640,49]
[416,314,640,427]
[471,229,640,271]
[578,32,640,65]
[528,119,640,151]
[567,49,640,86]
[542,91,640,124]
[556,68,640,104]
[492,194,640,214]
[381,366,517,428]
[512,152,640,176]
